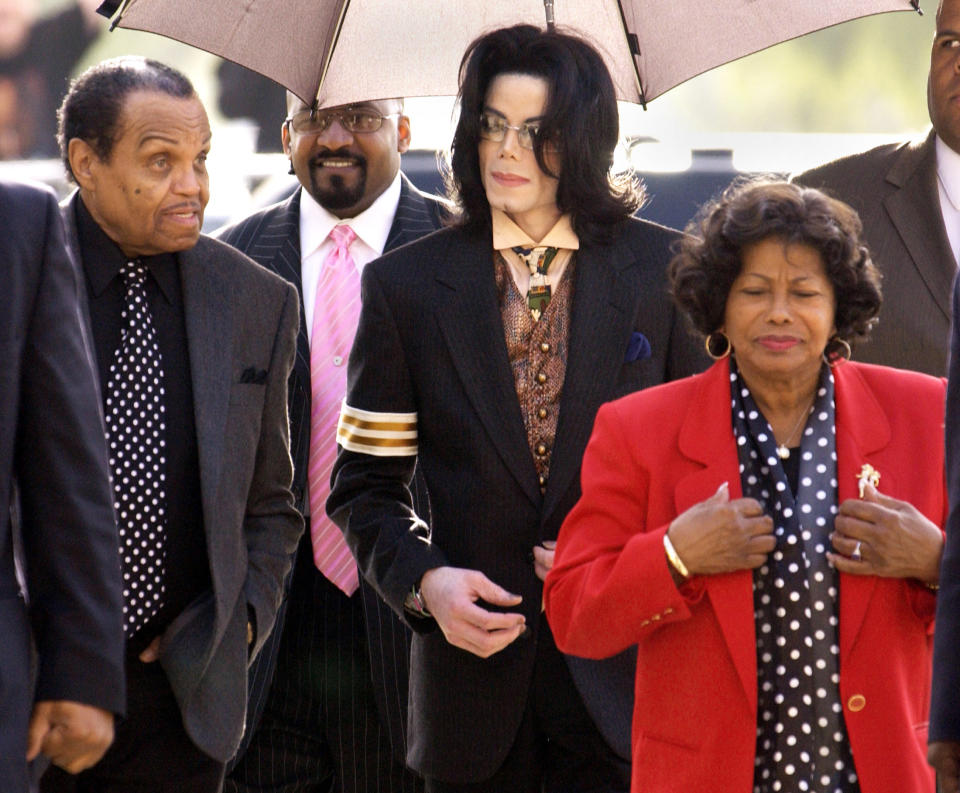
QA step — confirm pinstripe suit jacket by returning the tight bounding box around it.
[216,174,446,766]
[795,130,954,376]
[328,218,709,782]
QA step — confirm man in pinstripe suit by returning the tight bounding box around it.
[218,91,445,793]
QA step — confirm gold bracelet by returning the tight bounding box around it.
[663,533,691,580]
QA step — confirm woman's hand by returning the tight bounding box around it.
[829,483,944,583]
[667,482,776,576]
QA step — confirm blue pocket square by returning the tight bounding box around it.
[625,332,651,362]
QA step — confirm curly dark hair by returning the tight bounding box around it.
[58,56,195,184]
[445,24,643,245]
[669,178,882,360]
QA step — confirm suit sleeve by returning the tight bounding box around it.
[930,281,960,742]
[242,280,304,658]
[327,264,447,624]
[544,400,695,659]
[15,187,125,713]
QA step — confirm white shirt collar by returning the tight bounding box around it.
[936,135,960,213]
[299,170,402,261]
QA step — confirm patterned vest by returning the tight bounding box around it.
[494,251,575,493]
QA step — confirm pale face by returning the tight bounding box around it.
[73,90,210,258]
[723,238,837,393]
[478,73,560,241]
[930,0,960,152]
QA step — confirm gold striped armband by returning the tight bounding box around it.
[337,402,418,456]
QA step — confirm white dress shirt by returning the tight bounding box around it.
[299,171,402,342]
[935,135,960,267]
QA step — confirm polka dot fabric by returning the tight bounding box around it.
[729,361,859,793]
[104,260,168,639]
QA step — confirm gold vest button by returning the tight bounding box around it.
[540,342,551,353]
[847,694,866,712]
[537,372,548,384]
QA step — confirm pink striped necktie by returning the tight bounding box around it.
[308,224,360,596]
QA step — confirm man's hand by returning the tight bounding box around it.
[26,700,114,773]
[138,635,162,663]
[420,566,526,658]
[929,741,960,793]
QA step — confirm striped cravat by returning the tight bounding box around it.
[308,224,360,596]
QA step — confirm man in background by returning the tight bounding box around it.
[794,0,958,376]
[219,90,444,793]
[41,56,302,793]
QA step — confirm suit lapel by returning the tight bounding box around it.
[884,131,954,321]
[433,232,541,507]
[542,238,641,522]
[385,174,441,252]
[832,363,888,660]
[256,192,310,408]
[179,241,234,572]
[675,361,758,711]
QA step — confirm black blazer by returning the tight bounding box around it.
[795,129,954,376]
[0,182,123,791]
[931,277,960,745]
[329,217,708,782]
[216,174,446,762]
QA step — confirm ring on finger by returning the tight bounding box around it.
[851,540,862,562]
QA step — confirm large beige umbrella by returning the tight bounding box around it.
[97,0,921,108]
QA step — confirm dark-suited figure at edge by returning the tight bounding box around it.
[40,56,302,793]
[927,4,960,783]
[328,24,707,793]
[220,89,444,792]
[793,0,960,377]
[0,179,123,792]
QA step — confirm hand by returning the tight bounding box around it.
[667,482,775,576]
[533,540,556,582]
[138,635,162,663]
[929,741,960,793]
[829,483,944,583]
[419,566,526,658]
[26,701,114,773]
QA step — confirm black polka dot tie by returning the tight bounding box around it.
[105,259,167,638]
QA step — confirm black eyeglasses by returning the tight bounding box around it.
[285,108,400,135]
[479,111,543,150]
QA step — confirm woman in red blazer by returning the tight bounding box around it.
[544,181,946,793]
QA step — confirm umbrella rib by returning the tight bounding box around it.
[316,0,352,109]
[613,1,647,109]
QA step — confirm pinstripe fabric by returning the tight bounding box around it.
[216,176,444,793]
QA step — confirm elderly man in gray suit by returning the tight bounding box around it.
[794,0,959,377]
[40,57,303,793]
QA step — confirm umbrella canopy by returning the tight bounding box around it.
[98,0,920,109]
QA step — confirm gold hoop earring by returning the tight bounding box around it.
[705,332,731,360]
[823,337,852,367]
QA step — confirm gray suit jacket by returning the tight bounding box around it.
[61,192,304,763]
[795,129,954,376]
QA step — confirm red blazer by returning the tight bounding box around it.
[544,359,945,793]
